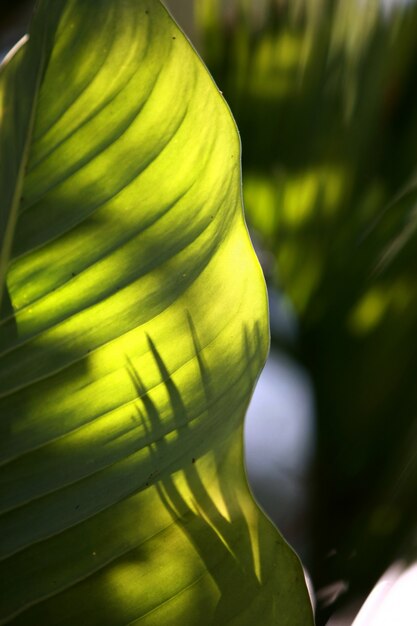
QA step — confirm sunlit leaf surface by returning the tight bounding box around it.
[0,0,313,624]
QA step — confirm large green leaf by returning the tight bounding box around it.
[0,1,313,624]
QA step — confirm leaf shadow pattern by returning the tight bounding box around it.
[127,313,310,625]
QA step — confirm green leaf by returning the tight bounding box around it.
[0,1,313,624]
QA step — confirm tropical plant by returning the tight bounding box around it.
[0,0,314,624]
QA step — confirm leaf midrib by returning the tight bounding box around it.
[0,32,48,312]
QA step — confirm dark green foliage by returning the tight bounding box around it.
[196,0,417,621]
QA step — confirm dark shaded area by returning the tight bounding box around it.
[0,0,34,56]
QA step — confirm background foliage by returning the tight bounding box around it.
[190,0,417,622]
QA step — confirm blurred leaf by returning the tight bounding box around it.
[196,0,417,619]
